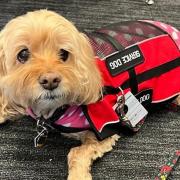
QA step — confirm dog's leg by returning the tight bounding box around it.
[173,95,180,105]
[67,131,120,180]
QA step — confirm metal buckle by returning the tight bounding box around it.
[115,87,125,116]
[34,118,49,148]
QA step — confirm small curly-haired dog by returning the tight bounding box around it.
[0,10,179,180]
[0,10,120,180]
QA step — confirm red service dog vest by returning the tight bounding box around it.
[81,20,180,140]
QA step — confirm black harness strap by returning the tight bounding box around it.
[47,105,69,124]
[102,86,120,95]
[121,57,180,90]
[47,106,88,133]
[128,68,138,93]
[103,57,180,95]
[95,31,138,94]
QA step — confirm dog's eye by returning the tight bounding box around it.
[17,49,30,63]
[59,49,69,62]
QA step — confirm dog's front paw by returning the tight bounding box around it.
[174,95,180,105]
[68,146,93,180]
[68,170,92,180]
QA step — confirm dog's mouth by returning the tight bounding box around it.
[37,92,66,101]
[42,94,63,100]
[30,91,68,119]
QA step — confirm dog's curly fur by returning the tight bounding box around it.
[0,10,179,180]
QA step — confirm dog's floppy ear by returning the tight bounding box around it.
[76,33,102,104]
[0,31,6,77]
[0,30,13,123]
[0,29,24,119]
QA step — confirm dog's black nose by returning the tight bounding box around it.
[39,73,61,90]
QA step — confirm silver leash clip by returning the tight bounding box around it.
[34,118,48,148]
[116,95,125,117]
[115,87,128,121]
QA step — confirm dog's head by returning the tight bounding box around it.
[0,10,102,118]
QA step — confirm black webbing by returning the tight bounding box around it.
[103,57,180,95]
[128,68,138,93]
[102,86,120,95]
[121,57,180,90]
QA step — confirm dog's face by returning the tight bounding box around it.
[0,10,102,118]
